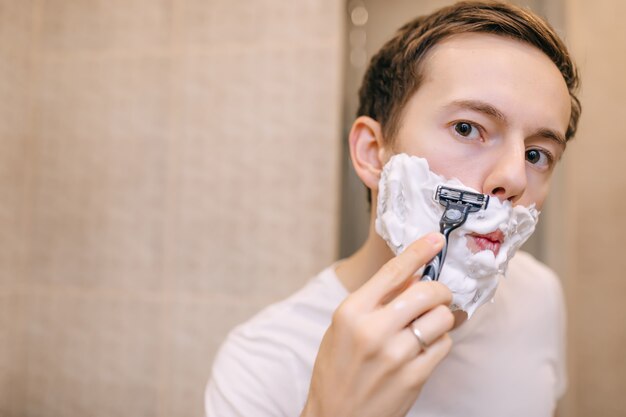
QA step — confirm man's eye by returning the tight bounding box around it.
[525,149,552,168]
[453,122,481,141]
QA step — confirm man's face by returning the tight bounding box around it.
[389,33,571,210]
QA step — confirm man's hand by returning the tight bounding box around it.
[301,233,454,417]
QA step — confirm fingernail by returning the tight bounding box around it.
[426,233,444,246]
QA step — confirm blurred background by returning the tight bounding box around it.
[0,0,623,416]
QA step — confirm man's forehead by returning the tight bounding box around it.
[419,32,564,85]
[414,33,571,135]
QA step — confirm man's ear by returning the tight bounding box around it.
[348,116,388,192]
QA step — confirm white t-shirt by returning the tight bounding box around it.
[206,251,567,417]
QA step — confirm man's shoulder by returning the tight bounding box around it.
[495,250,566,336]
[207,266,347,416]
[506,250,563,297]
[216,265,347,367]
[232,265,347,343]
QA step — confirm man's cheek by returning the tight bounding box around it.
[376,153,539,318]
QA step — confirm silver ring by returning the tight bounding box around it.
[410,324,429,351]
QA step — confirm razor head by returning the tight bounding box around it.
[423,186,490,282]
[435,185,489,212]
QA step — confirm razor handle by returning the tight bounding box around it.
[421,203,471,281]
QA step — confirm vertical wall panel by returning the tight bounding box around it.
[0,1,35,415]
[561,1,626,416]
[161,2,344,415]
[3,0,343,416]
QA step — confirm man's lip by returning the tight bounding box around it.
[467,230,504,255]
[470,230,504,243]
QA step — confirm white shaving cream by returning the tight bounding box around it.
[375,154,539,317]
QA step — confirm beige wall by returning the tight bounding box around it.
[0,1,343,416]
[0,1,32,413]
[558,1,626,415]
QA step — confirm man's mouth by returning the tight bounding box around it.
[467,230,504,256]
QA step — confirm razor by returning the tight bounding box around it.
[421,186,490,281]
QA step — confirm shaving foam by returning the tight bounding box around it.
[375,154,539,317]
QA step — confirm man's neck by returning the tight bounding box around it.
[335,223,395,293]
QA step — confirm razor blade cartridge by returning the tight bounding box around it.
[435,186,489,212]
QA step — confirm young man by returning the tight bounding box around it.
[206,2,581,416]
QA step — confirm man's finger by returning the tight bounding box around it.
[367,291,453,341]
[354,232,444,309]
[403,333,453,388]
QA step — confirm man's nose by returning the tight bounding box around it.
[482,141,527,203]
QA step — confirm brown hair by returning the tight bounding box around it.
[357,0,581,145]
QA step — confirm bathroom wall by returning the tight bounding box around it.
[0,0,33,413]
[557,1,626,415]
[0,1,343,416]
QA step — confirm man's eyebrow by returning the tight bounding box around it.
[531,128,567,146]
[445,99,508,122]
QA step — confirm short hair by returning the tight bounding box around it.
[357,0,581,146]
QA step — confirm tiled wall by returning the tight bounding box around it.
[1,1,343,416]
